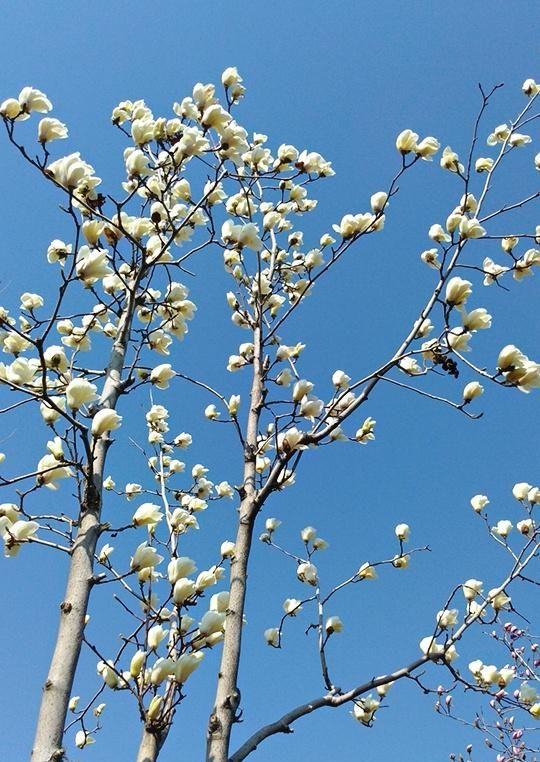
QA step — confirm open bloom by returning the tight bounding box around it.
[264,628,279,647]
[91,408,122,437]
[173,577,197,605]
[2,519,39,557]
[462,578,483,600]
[18,86,52,115]
[130,542,164,571]
[38,117,68,143]
[445,277,472,307]
[395,523,410,541]
[440,146,464,173]
[296,562,318,585]
[470,494,489,512]
[150,364,175,389]
[357,562,377,580]
[133,503,163,527]
[459,217,486,239]
[36,454,72,490]
[352,695,380,725]
[396,129,418,153]
[325,616,344,634]
[66,378,98,409]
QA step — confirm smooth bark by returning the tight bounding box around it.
[206,327,264,762]
[31,304,134,762]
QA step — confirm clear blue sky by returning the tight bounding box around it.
[1,1,539,760]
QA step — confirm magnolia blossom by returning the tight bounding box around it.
[205,404,220,420]
[265,517,281,533]
[130,542,164,571]
[125,483,143,500]
[2,519,39,557]
[355,417,376,444]
[475,156,494,173]
[20,292,44,310]
[173,577,196,605]
[47,152,100,192]
[75,730,94,749]
[395,523,410,541]
[133,503,163,527]
[264,627,279,647]
[283,598,302,615]
[419,636,458,662]
[440,146,464,173]
[301,526,317,543]
[512,481,533,501]
[199,611,225,636]
[38,117,68,143]
[352,695,380,725]
[415,136,440,159]
[220,540,236,558]
[91,408,122,437]
[296,561,318,586]
[515,518,534,537]
[462,578,483,600]
[40,397,66,424]
[492,519,512,538]
[445,277,472,307]
[147,624,168,650]
[325,616,343,634]
[66,378,98,409]
[167,557,197,584]
[395,129,418,153]
[150,364,175,389]
[357,562,377,580]
[459,217,486,239]
[487,588,511,611]
[175,652,204,683]
[470,494,489,513]
[420,248,441,269]
[370,192,388,213]
[332,370,351,388]
[428,223,451,243]
[436,609,458,629]
[18,86,52,116]
[36,454,72,490]
[398,357,422,376]
[76,246,112,286]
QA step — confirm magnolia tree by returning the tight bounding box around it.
[0,69,539,762]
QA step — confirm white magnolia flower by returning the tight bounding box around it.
[66,378,98,409]
[133,503,163,527]
[264,627,279,647]
[470,494,489,513]
[296,562,318,586]
[150,364,175,389]
[91,408,122,437]
[325,616,344,634]
[38,117,68,143]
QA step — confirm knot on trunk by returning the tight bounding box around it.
[208,712,221,736]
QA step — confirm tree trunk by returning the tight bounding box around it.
[31,495,101,761]
[31,303,134,761]
[136,728,163,762]
[206,326,264,762]
[206,515,256,762]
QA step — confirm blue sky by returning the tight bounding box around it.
[0,1,539,760]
